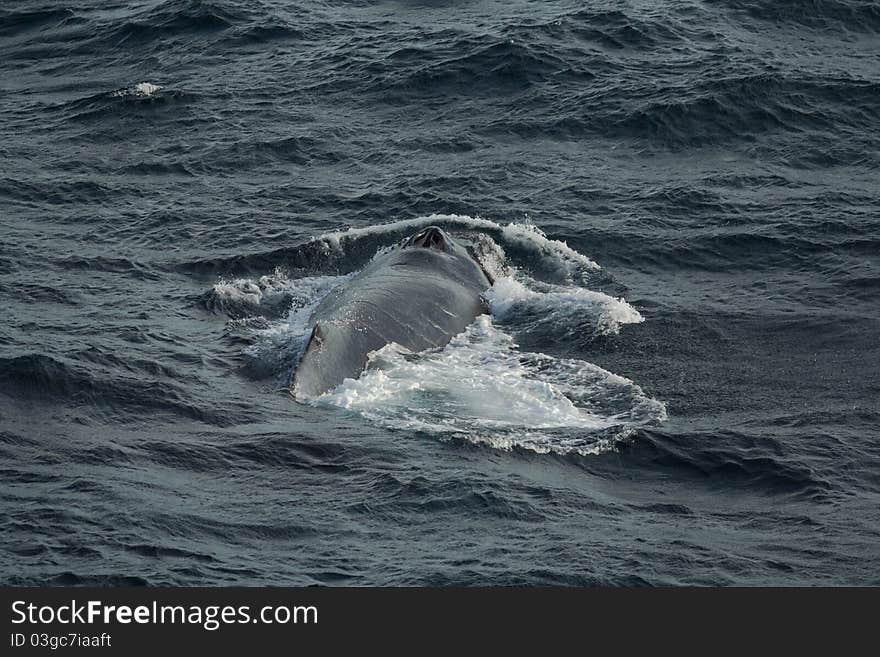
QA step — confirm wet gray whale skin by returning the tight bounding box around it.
[291,226,492,398]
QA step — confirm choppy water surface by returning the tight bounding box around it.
[1,0,878,585]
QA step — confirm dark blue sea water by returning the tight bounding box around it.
[1,0,879,586]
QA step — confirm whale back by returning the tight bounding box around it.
[291,232,490,398]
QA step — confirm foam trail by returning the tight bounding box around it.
[315,316,666,456]
[487,276,643,335]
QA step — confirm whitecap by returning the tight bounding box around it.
[486,275,643,335]
[112,82,162,98]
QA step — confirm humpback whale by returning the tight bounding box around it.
[291,226,493,398]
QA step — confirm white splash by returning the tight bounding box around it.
[210,270,305,316]
[212,278,263,308]
[211,271,351,377]
[316,316,666,456]
[112,82,162,98]
[486,275,643,335]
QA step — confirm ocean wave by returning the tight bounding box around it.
[99,0,246,48]
[366,7,722,101]
[7,283,80,306]
[591,227,880,275]
[221,22,305,46]
[201,134,345,171]
[524,7,715,51]
[380,38,569,95]
[0,1,252,63]
[485,71,879,149]
[354,472,545,521]
[708,0,880,32]
[0,177,119,206]
[0,7,78,38]
[4,573,152,587]
[0,353,249,427]
[52,83,196,124]
[621,430,833,499]
[52,255,161,280]
[219,433,359,473]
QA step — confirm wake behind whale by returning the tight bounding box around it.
[208,215,666,456]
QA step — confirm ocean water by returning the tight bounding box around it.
[1,0,878,586]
